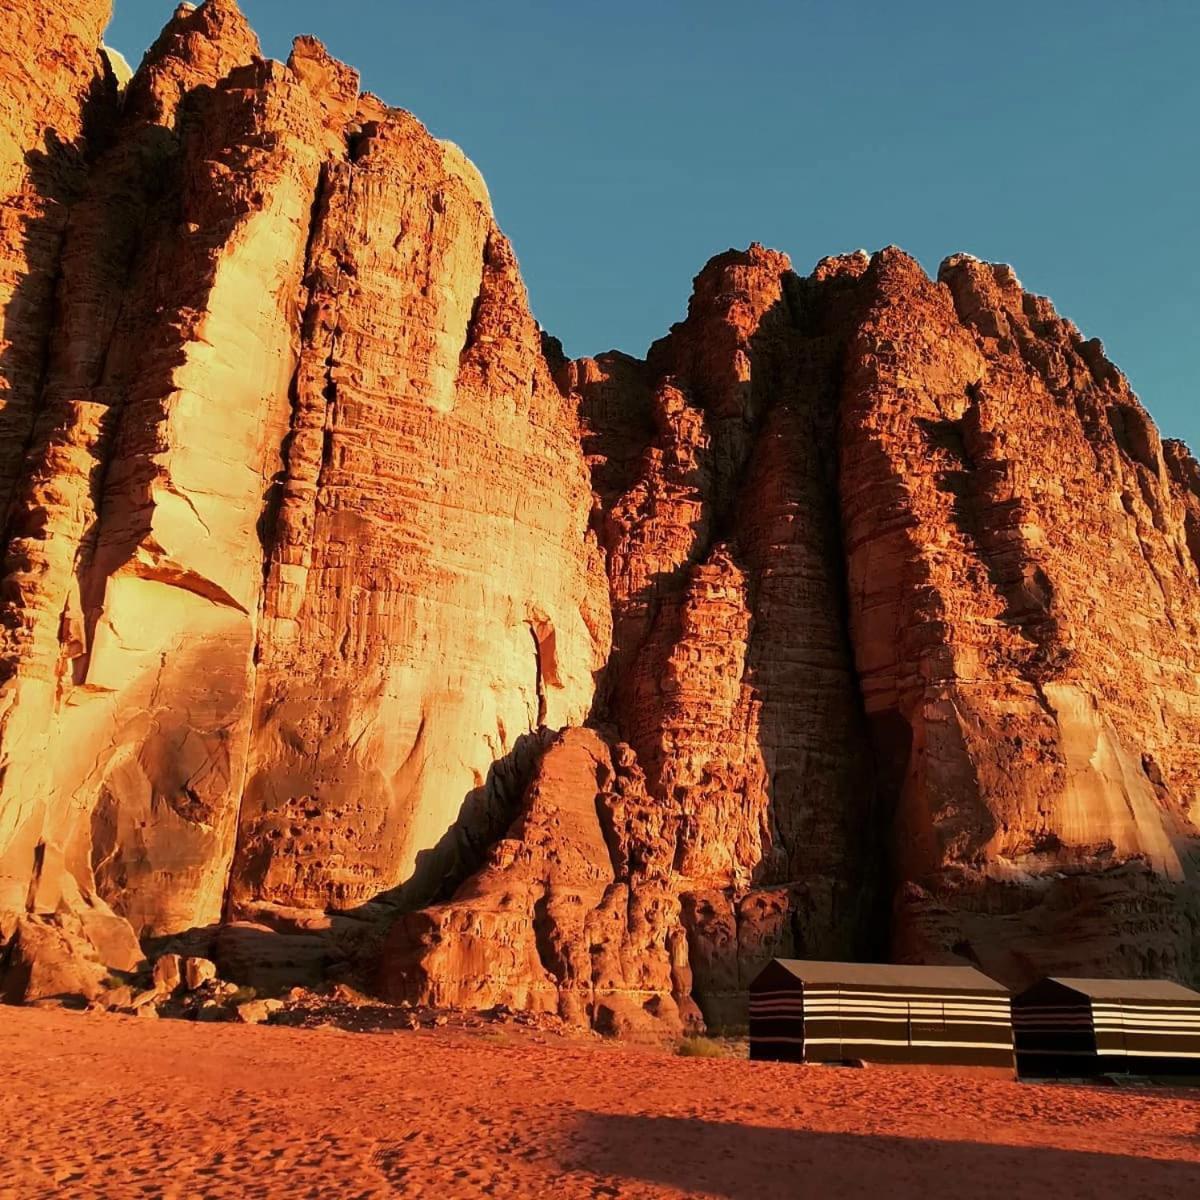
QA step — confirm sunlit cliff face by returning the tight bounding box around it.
[0,0,1197,1023]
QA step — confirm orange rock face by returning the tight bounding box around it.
[0,1,322,949]
[560,248,883,1023]
[232,104,608,919]
[381,726,698,1035]
[843,250,1200,983]
[569,244,1200,1013]
[0,1,607,1000]
[0,0,1196,1022]
[0,0,115,513]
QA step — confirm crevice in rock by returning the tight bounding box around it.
[1107,399,1162,478]
[529,623,548,728]
[917,397,1060,668]
[457,233,491,365]
[530,890,564,989]
[255,157,333,583]
[224,132,347,924]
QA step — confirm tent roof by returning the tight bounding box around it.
[762,959,1007,992]
[1045,977,1200,1001]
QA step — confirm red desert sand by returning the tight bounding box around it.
[1,1008,1198,1199]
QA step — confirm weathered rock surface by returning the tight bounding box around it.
[0,905,142,1005]
[842,249,1200,984]
[2,2,609,931]
[152,952,183,995]
[381,726,699,1036]
[0,0,608,1010]
[559,244,1200,1007]
[231,99,608,918]
[561,247,884,1023]
[1,0,1197,1026]
[183,956,218,991]
[0,0,115,515]
[234,996,282,1024]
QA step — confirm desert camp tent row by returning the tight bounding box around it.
[749,960,1014,1068]
[1011,978,1200,1077]
[750,960,1200,1076]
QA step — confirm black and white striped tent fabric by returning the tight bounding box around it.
[749,959,1013,1068]
[1012,977,1200,1076]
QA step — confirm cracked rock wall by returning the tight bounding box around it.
[557,247,883,1024]
[1,0,1197,1020]
[231,97,611,918]
[381,726,698,1036]
[842,249,1200,984]
[493,243,1197,1024]
[0,0,608,1002]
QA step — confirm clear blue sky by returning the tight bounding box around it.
[107,1,1199,448]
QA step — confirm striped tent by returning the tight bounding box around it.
[749,959,1013,1068]
[1012,977,1200,1077]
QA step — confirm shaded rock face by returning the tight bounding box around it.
[381,726,699,1037]
[1,0,1198,1027]
[562,245,1200,1005]
[409,244,1200,1023]
[561,248,884,1024]
[0,0,116,516]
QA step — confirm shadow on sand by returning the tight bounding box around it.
[565,1112,1200,1200]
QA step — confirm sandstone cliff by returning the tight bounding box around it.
[382,726,698,1036]
[848,250,1200,984]
[386,242,1200,1027]
[0,0,1196,1025]
[559,248,884,1024]
[0,0,608,1006]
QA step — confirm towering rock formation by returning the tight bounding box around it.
[229,87,608,922]
[390,243,1200,1025]
[0,0,1196,1023]
[557,245,1200,1009]
[842,250,1200,984]
[0,0,130,999]
[0,0,320,945]
[0,0,115,515]
[558,248,883,1024]
[0,0,607,1004]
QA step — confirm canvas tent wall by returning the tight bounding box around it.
[748,959,1012,1068]
[1012,978,1200,1077]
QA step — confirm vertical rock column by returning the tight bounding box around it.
[230,101,610,918]
[839,249,1200,984]
[0,16,341,942]
[0,0,114,512]
[567,247,879,1024]
[381,725,700,1037]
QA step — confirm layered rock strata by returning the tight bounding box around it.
[565,245,1200,1007]
[844,250,1200,984]
[382,726,699,1036]
[0,0,1197,1024]
[411,244,1200,1021]
[0,0,608,1004]
[560,248,884,1023]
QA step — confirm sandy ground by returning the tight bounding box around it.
[1,1008,1198,1199]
